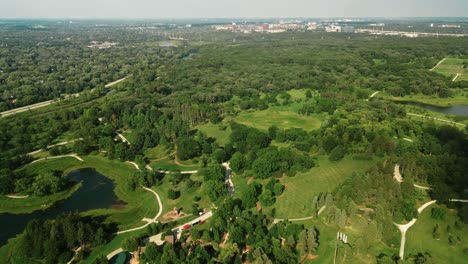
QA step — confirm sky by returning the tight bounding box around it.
[1,0,467,19]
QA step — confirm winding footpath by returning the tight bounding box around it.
[107,211,213,260]
[27,138,84,156]
[366,91,380,101]
[393,164,467,259]
[394,200,437,260]
[1,77,128,118]
[273,205,326,224]
[30,154,84,164]
[116,186,163,235]
[407,113,466,127]
[429,58,446,71]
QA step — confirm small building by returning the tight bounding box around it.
[326,24,341,33]
[164,235,175,244]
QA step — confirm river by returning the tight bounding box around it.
[399,101,468,117]
[0,168,124,245]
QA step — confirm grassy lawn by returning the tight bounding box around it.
[82,229,146,264]
[149,157,199,171]
[229,107,322,131]
[0,184,81,214]
[432,58,468,82]
[154,172,212,218]
[197,122,232,146]
[274,157,378,219]
[8,155,159,230]
[405,204,468,263]
[403,105,468,126]
[144,145,174,160]
[377,90,468,107]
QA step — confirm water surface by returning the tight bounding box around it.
[0,168,123,245]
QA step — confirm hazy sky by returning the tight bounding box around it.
[1,0,467,19]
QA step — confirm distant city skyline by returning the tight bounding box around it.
[1,0,467,19]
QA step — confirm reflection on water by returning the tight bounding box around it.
[0,168,124,245]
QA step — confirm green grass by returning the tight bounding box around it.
[405,204,468,263]
[149,157,199,171]
[0,184,81,214]
[11,155,159,230]
[378,90,468,107]
[154,172,212,218]
[274,157,378,219]
[230,107,322,131]
[373,59,386,65]
[81,229,147,264]
[144,145,174,160]
[197,122,232,146]
[433,58,468,82]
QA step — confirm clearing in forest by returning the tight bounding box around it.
[432,58,468,82]
[274,157,376,219]
[232,107,322,131]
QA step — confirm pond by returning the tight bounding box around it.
[0,168,124,245]
[398,101,468,117]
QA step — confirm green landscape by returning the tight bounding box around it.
[0,16,467,264]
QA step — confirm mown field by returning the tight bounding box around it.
[273,157,378,219]
[230,107,322,131]
[378,89,468,107]
[433,57,468,82]
[405,203,468,263]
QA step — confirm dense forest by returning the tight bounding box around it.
[0,20,467,263]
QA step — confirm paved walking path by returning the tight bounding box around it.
[366,91,380,101]
[5,194,29,199]
[273,206,326,224]
[116,186,163,235]
[27,138,84,156]
[116,132,131,144]
[126,161,141,171]
[394,164,432,190]
[30,154,84,164]
[407,113,466,127]
[452,73,460,82]
[430,58,446,71]
[1,77,128,118]
[394,200,437,260]
[107,211,213,260]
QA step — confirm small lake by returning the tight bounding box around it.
[0,168,124,246]
[398,101,468,117]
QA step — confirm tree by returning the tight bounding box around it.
[176,137,201,160]
[432,224,441,240]
[329,145,346,161]
[219,242,240,263]
[144,242,159,262]
[306,227,319,252]
[167,189,180,200]
[121,237,139,252]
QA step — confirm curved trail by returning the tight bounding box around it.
[107,211,213,260]
[394,164,431,190]
[5,194,29,199]
[116,186,163,235]
[430,58,446,71]
[407,113,466,127]
[394,200,437,260]
[30,154,84,164]
[1,77,128,118]
[273,206,326,224]
[366,91,380,101]
[126,161,141,171]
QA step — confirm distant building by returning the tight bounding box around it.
[326,24,341,33]
[342,26,355,33]
[165,235,175,244]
